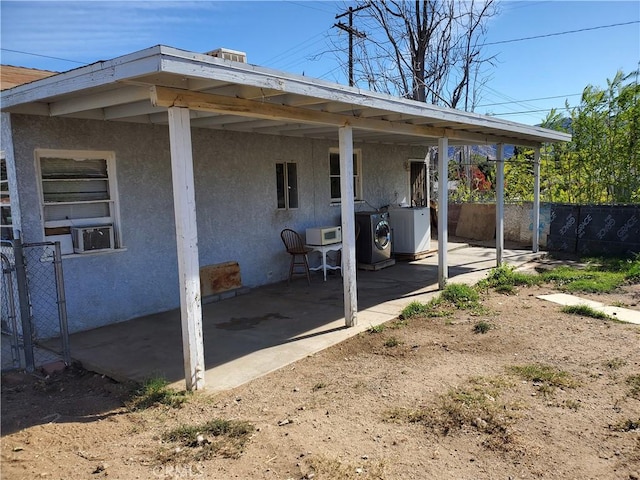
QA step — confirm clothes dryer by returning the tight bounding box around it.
[355,211,392,264]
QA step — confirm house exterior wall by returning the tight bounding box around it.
[1,113,22,235]
[8,114,423,333]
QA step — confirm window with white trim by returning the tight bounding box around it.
[1,154,13,240]
[276,162,298,209]
[329,148,362,203]
[37,150,121,253]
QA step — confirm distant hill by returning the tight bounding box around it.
[447,144,515,161]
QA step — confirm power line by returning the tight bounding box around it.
[270,3,338,71]
[268,32,328,68]
[484,21,640,47]
[501,1,550,12]
[0,48,84,65]
[477,93,582,107]
[488,107,572,116]
[482,84,542,115]
[318,63,344,81]
[283,0,336,14]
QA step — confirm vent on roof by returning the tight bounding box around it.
[205,48,247,63]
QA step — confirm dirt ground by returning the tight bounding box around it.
[2,273,640,480]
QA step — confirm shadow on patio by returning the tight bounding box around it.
[57,242,542,393]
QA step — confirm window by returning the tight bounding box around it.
[37,150,120,253]
[329,149,362,202]
[276,162,298,209]
[1,155,12,240]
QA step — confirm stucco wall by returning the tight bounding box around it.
[509,202,551,247]
[9,114,422,332]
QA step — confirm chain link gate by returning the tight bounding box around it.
[1,239,70,372]
[1,244,21,370]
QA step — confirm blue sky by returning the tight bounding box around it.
[1,1,638,125]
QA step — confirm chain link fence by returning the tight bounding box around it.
[1,243,21,370]
[1,239,70,372]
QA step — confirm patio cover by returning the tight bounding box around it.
[1,45,571,389]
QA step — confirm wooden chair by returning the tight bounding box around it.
[280,229,313,284]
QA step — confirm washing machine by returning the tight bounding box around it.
[355,211,392,264]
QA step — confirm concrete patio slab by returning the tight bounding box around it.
[538,293,640,325]
[58,243,544,393]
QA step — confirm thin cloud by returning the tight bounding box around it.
[1,1,229,62]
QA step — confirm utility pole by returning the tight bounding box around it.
[335,4,369,87]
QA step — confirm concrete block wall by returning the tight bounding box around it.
[447,202,551,247]
[447,201,639,255]
[548,204,640,256]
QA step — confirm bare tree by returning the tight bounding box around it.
[337,0,498,110]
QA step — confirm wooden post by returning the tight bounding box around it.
[167,106,205,391]
[496,143,505,266]
[339,124,358,327]
[437,137,448,289]
[532,147,541,253]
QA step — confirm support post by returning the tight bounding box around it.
[1,252,20,369]
[339,124,358,327]
[13,236,35,372]
[53,242,71,365]
[532,147,541,253]
[496,143,505,266]
[437,137,448,289]
[425,151,432,249]
[167,106,205,391]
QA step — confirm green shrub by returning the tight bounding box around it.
[368,324,385,334]
[384,336,400,347]
[627,374,640,399]
[473,321,492,334]
[441,283,479,309]
[129,377,188,410]
[541,262,628,293]
[401,301,428,319]
[478,264,540,292]
[161,418,255,460]
[561,304,612,320]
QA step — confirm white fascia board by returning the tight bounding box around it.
[156,46,571,144]
[1,46,164,110]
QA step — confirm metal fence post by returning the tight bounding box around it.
[52,242,71,365]
[1,252,21,369]
[13,237,35,372]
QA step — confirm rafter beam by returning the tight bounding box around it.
[103,100,165,120]
[150,86,437,138]
[190,114,257,128]
[150,86,540,146]
[49,86,149,116]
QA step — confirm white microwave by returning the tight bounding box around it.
[306,226,342,245]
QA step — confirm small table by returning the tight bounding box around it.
[306,242,342,281]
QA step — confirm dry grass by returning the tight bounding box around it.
[384,376,520,452]
[158,418,254,463]
[508,364,579,395]
[304,456,385,480]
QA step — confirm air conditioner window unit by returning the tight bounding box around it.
[71,226,114,253]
